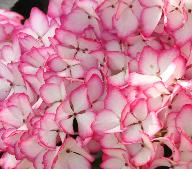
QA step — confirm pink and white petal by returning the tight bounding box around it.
[132,99,148,121]
[93,109,120,134]
[171,91,192,112]
[75,52,98,70]
[101,134,126,149]
[158,48,178,73]
[40,83,63,104]
[131,147,153,166]
[76,111,95,138]
[70,85,89,112]
[139,0,163,7]
[85,68,103,81]
[179,132,192,162]
[56,100,74,121]
[108,70,129,87]
[54,152,82,169]
[147,97,163,111]
[77,0,98,18]
[173,56,186,79]
[0,62,13,81]
[52,154,68,169]
[43,148,59,169]
[180,151,192,163]
[103,149,127,161]
[21,47,47,67]
[24,69,45,94]
[56,45,76,59]
[29,7,49,36]
[65,138,94,162]
[122,124,142,143]
[107,52,127,70]
[67,153,91,169]
[176,105,192,136]
[40,114,58,130]
[48,0,63,17]
[87,74,104,103]
[0,153,18,169]
[160,63,176,83]
[141,7,162,37]
[20,136,45,159]
[53,138,93,169]
[60,81,67,99]
[129,73,161,86]
[123,111,138,127]
[16,159,34,169]
[99,7,115,30]
[179,132,192,152]
[44,149,59,169]
[0,27,7,42]
[39,130,57,148]
[34,151,45,169]
[42,22,59,46]
[70,64,85,79]
[47,57,68,72]
[78,37,101,51]
[62,0,77,15]
[59,117,74,135]
[166,10,184,30]
[57,68,71,78]
[154,82,170,94]
[142,133,154,151]
[21,27,38,39]
[1,45,17,63]
[174,17,192,45]
[0,129,7,151]
[21,63,38,77]
[114,8,138,37]
[18,33,43,51]
[142,112,161,136]
[0,106,23,128]
[0,78,11,101]
[145,86,160,98]
[139,47,159,75]
[55,29,77,46]
[101,157,125,169]
[105,88,127,118]
[62,9,89,33]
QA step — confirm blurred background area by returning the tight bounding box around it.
[0,0,49,19]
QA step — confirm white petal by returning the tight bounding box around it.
[105,87,126,118]
[141,7,162,36]
[76,111,95,138]
[70,86,89,112]
[29,7,49,36]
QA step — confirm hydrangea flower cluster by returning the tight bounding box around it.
[1,0,192,168]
